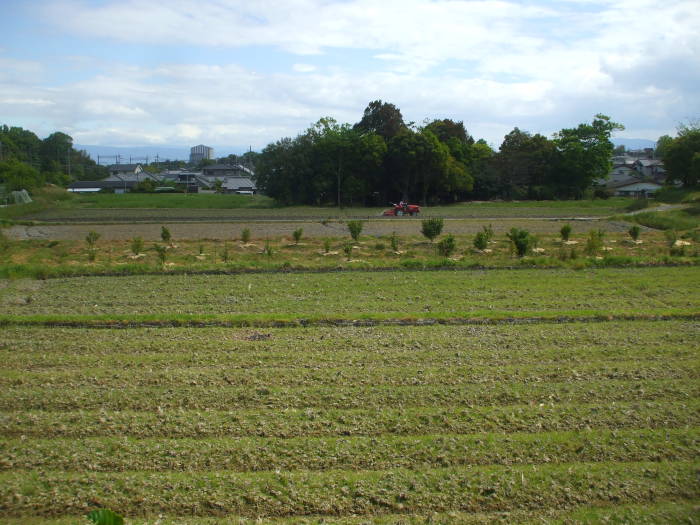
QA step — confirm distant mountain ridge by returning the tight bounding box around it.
[76,144,244,163]
[611,138,656,150]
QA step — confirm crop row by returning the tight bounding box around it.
[3,428,697,473]
[3,322,697,370]
[3,399,697,438]
[4,356,698,391]
[1,267,697,317]
[4,370,699,411]
[2,501,698,525]
[1,461,697,518]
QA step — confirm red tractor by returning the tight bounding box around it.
[383,202,421,216]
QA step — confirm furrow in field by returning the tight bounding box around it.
[3,399,697,438]
[3,322,697,371]
[4,357,698,389]
[0,369,700,412]
[1,461,697,518]
[1,267,697,317]
[2,500,699,524]
[2,428,697,473]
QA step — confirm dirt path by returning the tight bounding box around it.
[5,217,635,241]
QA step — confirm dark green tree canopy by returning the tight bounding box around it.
[662,122,700,187]
[353,100,407,140]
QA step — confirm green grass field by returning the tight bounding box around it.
[7,190,635,222]
[0,262,699,523]
[2,189,699,522]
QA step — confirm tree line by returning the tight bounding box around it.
[0,125,107,191]
[253,100,626,206]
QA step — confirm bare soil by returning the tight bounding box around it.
[6,218,635,241]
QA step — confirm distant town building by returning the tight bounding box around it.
[190,144,214,164]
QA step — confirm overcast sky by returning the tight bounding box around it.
[1,0,698,151]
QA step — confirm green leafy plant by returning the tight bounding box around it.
[198,244,204,255]
[390,231,399,252]
[421,217,444,242]
[664,229,677,247]
[241,228,251,243]
[347,220,363,242]
[585,229,605,256]
[626,198,649,211]
[153,244,167,265]
[506,228,535,257]
[292,228,303,245]
[221,243,230,262]
[482,224,494,242]
[263,240,273,257]
[473,231,488,251]
[560,224,572,241]
[85,231,101,248]
[374,242,385,251]
[130,236,143,255]
[437,234,457,257]
[160,226,171,244]
[628,225,641,241]
[343,241,353,260]
[86,508,124,525]
[85,231,100,262]
[323,238,331,253]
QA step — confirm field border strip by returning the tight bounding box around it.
[1,311,698,328]
[2,258,699,280]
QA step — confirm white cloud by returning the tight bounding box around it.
[293,64,317,73]
[1,0,696,147]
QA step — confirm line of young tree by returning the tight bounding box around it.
[253,101,625,206]
[0,125,107,191]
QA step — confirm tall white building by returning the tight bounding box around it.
[189,144,214,164]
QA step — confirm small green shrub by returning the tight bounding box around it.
[626,198,649,211]
[263,240,273,257]
[421,217,444,242]
[664,229,677,247]
[160,226,171,244]
[153,244,167,265]
[374,242,385,251]
[390,231,399,252]
[482,224,494,241]
[323,238,331,253]
[343,241,353,260]
[506,228,535,257]
[292,228,303,245]
[241,228,251,243]
[585,229,605,255]
[221,243,230,262]
[437,234,456,257]
[560,224,572,241]
[85,231,101,248]
[347,220,363,242]
[473,231,488,250]
[628,225,641,241]
[130,236,143,255]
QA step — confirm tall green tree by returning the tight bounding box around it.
[662,123,700,187]
[552,114,624,198]
[353,100,407,140]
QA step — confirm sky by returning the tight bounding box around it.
[1,0,698,153]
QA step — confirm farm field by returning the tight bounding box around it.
[13,194,633,223]
[1,192,699,522]
[1,266,698,320]
[6,217,639,241]
[1,317,699,523]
